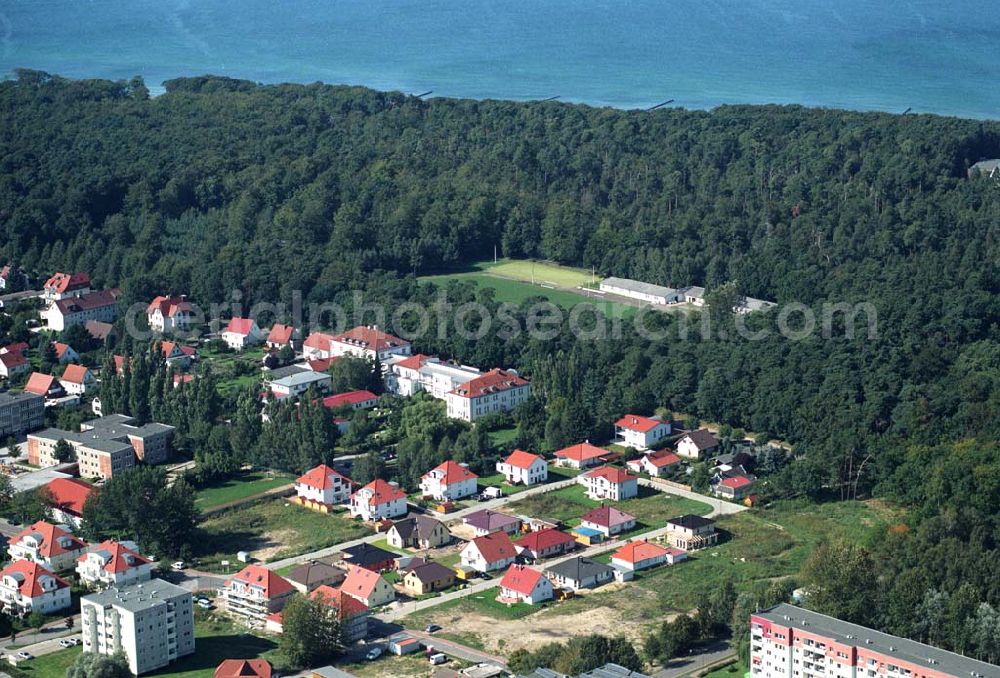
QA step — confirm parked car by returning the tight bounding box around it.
[197,600,214,610]
[429,653,448,665]
[196,596,211,605]
[16,651,33,660]
[424,624,441,633]
[365,647,383,661]
[59,639,77,648]
[171,561,186,571]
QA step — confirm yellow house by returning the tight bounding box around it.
[402,561,456,597]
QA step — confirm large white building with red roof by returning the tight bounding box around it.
[445,368,531,422]
[76,540,154,589]
[554,442,611,469]
[0,559,72,615]
[496,449,548,486]
[7,521,89,571]
[147,295,194,333]
[329,325,412,361]
[420,460,478,501]
[219,564,295,622]
[386,354,482,398]
[498,564,553,605]
[578,465,639,501]
[295,464,354,507]
[221,317,264,351]
[45,477,94,528]
[42,272,90,301]
[614,413,672,450]
[41,288,121,331]
[350,479,408,522]
[321,390,379,411]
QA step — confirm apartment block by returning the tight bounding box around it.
[81,579,195,675]
[0,391,44,439]
[750,604,999,678]
[28,414,174,479]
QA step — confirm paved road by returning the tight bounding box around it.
[408,629,507,667]
[639,478,748,518]
[0,615,80,653]
[652,640,735,678]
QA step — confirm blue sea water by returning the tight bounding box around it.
[1,0,998,119]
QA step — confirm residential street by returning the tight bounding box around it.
[407,629,508,667]
[652,640,735,678]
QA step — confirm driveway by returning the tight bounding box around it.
[639,478,748,517]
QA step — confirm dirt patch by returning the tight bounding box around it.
[254,528,298,561]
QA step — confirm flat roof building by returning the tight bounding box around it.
[0,391,44,439]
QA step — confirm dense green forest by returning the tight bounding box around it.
[2,71,1000,657]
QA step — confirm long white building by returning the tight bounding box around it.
[81,579,195,675]
[445,368,531,422]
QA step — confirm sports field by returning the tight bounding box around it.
[488,260,596,288]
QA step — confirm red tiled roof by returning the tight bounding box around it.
[147,295,191,317]
[214,659,273,678]
[307,358,333,372]
[45,478,93,517]
[393,354,431,370]
[646,451,682,468]
[9,521,87,558]
[79,540,150,574]
[580,505,636,528]
[449,368,528,398]
[44,272,89,295]
[173,373,194,387]
[303,332,336,351]
[266,323,295,345]
[60,364,91,385]
[499,564,545,596]
[24,372,58,396]
[584,465,637,484]
[423,459,478,485]
[322,390,378,409]
[353,478,406,506]
[331,326,409,352]
[469,532,516,564]
[113,355,126,374]
[230,564,293,599]
[502,449,543,470]
[225,317,257,336]
[611,540,670,564]
[0,342,29,356]
[615,414,666,433]
[340,564,384,600]
[310,584,369,619]
[515,528,575,553]
[52,342,73,360]
[0,559,69,598]
[554,442,609,462]
[0,352,27,369]
[720,475,755,489]
[297,464,353,491]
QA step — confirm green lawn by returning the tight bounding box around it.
[401,586,541,629]
[487,426,519,446]
[6,646,81,677]
[502,482,712,533]
[704,660,749,678]
[488,259,596,288]
[195,471,294,511]
[197,499,373,570]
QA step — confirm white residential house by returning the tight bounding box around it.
[625,450,682,478]
[498,564,553,605]
[51,342,80,365]
[445,368,531,422]
[496,449,548,486]
[386,354,482,398]
[420,460,478,502]
[0,560,72,616]
[81,579,195,675]
[221,318,264,351]
[676,429,720,460]
[219,564,295,623]
[59,364,97,396]
[578,466,638,501]
[0,351,29,379]
[269,371,331,399]
[460,532,517,573]
[350,479,408,522]
[7,521,89,571]
[302,332,337,360]
[76,540,154,589]
[146,295,194,333]
[42,272,91,301]
[295,464,354,506]
[614,414,671,450]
